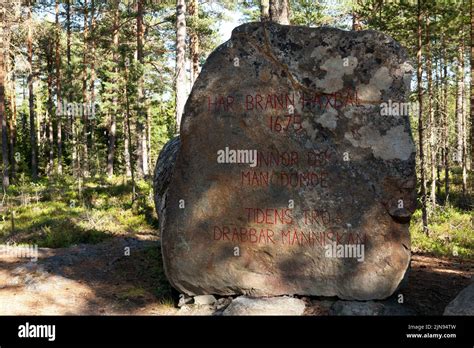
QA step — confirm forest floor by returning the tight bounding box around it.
[0,236,472,315]
[0,176,471,315]
[0,236,177,315]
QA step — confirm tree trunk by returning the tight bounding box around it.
[123,119,131,177]
[426,15,436,209]
[89,0,97,176]
[55,0,63,175]
[27,3,38,180]
[65,0,77,177]
[458,35,467,196]
[82,0,89,177]
[188,0,199,85]
[435,42,442,199]
[175,0,186,131]
[261,0,270,21]
[0,24,9,189]
[136,0,148,177]
[456,38,465,197]
[66,0,71,67]
[146,103,151,176]
[417,0,428,234]
[9,60,16,181]
[107,2,119,178]
[462,75,468,196]
[125,64,136,200]
[46,42,54,177]
[442,44,449,201]
[352,11,362,31]
[471,0,474,174]
[269,0,291,24]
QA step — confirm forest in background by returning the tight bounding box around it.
[0,0,471,258]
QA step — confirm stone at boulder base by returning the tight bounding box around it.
[156,22,416,300]
[193,295,217,306]
[222,296,306,316]
[443,283,474,316]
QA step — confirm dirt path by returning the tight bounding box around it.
[0,237,177,315]
[0,239,472,315]
[404,253,473,315]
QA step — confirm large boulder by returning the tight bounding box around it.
[157,22,416,300]
[153,136,180,234]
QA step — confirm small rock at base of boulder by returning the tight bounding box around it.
[178,294,193,307]
[222,296,306,316]
[330,300,416,316]
[443,283,474,316]
[178,304,215,316]
[193,294,217,306]
[215,297,233,311]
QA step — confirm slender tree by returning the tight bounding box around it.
[425,14,436,209]
[188,0,199,86]
[82,0,89,177]
[0,5,10,189]
[107,1,119,178]
[55,0,63,174]
[136,0,148,177]
[175,0,187,132]
[27,1,38,180]
[471,0,474,175]
[417,0,428,233]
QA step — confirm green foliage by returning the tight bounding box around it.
[0,176,157,248]
[411,206,473,258]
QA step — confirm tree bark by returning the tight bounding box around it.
[55,0,63,175]
[0,24,9,189]
[27,2,38,180]
[425,15,436,208]
[442,44,449,201]
[188,0,199,86]
[269,0,291,24]
[0,6,10,190]
[175,0,186,131]
[417,0,428,234]
[89,0,97,176]
[471,0,474,174]
[46,41,54,177]
[261,0,270,22]
[136,0,148,177]
[82,0,89,177]
[456,38,465,177]
[107,2,119,178]
[125,63,136,200]
[8,55,16,180]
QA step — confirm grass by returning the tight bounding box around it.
[410,205,473,258]
[0,175,158,248]
[410,165,473,259]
